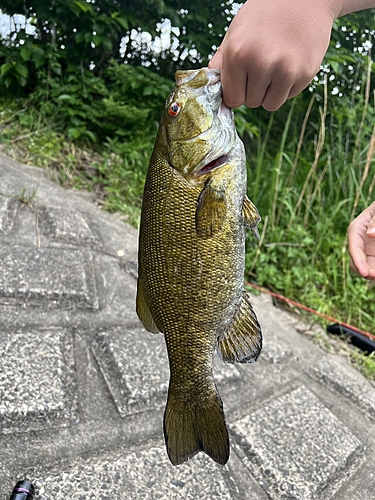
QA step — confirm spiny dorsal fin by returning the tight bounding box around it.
[195,180,227,239]
[217,291,262,363]
[243,195,261,239]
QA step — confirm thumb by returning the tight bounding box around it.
[208,46,223,69]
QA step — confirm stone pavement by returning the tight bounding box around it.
[0,152,374,500]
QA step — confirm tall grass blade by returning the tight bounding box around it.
[288,80,328,230]
[271,100,295,229]
[285,93,316,188]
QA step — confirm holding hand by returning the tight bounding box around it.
[209,0,375,110]
[210,0,375,281]
[209,0,336,110]
[348,202,375,280]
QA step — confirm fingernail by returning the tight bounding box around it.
[367,227,375,234]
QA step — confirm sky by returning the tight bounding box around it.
[0,10,36,38]
[0,8,181,61]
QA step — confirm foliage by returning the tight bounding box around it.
[0,0,233,94]
[244,72,375,335]
[0,2,375,377]
[351,350,375,381]
[0,0,130,84]
[24,59,172,141]
[0,96,152,225]
[328,12,375,94]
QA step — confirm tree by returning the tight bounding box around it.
[0,0,234,91]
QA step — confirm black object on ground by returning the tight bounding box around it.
[9,480,34,500]
[327,323,375,354]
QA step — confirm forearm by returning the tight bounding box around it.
[334,0,375,16]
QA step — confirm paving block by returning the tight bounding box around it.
[312,356,375,419]
[0,460,13,496]
[36,205,96,245]
[31,446,234,500]
[261,331,295,365]
[0,330,79,434]
[0,245,98,310]
[91,255,140,324]
[231,385,362,500]
[0,195,18,234]
[92,328,241,417]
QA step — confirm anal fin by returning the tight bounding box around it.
[217,291,262,363]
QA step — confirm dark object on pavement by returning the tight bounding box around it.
[327,323,375,354]
[9,480,34,500]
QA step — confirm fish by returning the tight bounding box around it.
[136,67,262,466]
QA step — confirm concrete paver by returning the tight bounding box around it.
[0,152,374,500]
[0,330,78,434]
[0,245,98,309]
[231,385,362,500]
[32,446,236,500]
[312,356,375,419]
[92,328,241,417]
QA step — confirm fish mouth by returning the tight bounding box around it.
[197,155,229,175]
[175,67,221,88]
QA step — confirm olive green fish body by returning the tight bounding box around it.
[137,68,262,466]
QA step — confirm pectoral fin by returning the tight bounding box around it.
[195,181,227,239]
[136,278,160,333]
[217,291,262,363]
[243,195,261,239]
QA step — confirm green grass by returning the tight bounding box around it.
[0,96,154,226]
[244,78,375,338]
[0,82,374,381]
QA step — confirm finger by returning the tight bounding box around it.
[261,81,293,112]
[210,45,248,108]
[220,62,249,108]
[262,66,317,111]
[288,81,310,100]
[349,257,361,276]
[244,75,272,109]
[347,245,368,277]
[347,225,369,278]
[208,48,223,70]
[223,57,276,109]
[349,252,369,278]
[349,256,375,281]
[219,40,273,108]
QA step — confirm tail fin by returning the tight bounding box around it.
[163,388,229,466]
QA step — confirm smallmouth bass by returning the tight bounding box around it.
[136,67,262,466]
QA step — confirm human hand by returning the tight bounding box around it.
[209,0,338,110]
[348,202,375,280]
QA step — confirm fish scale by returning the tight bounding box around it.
[137,67,262,466]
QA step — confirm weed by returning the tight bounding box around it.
[351,350,375,382]
[17,186,38,206]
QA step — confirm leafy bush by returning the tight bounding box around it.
[21,60,172,141]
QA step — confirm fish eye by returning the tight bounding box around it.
[168,102,181,117]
